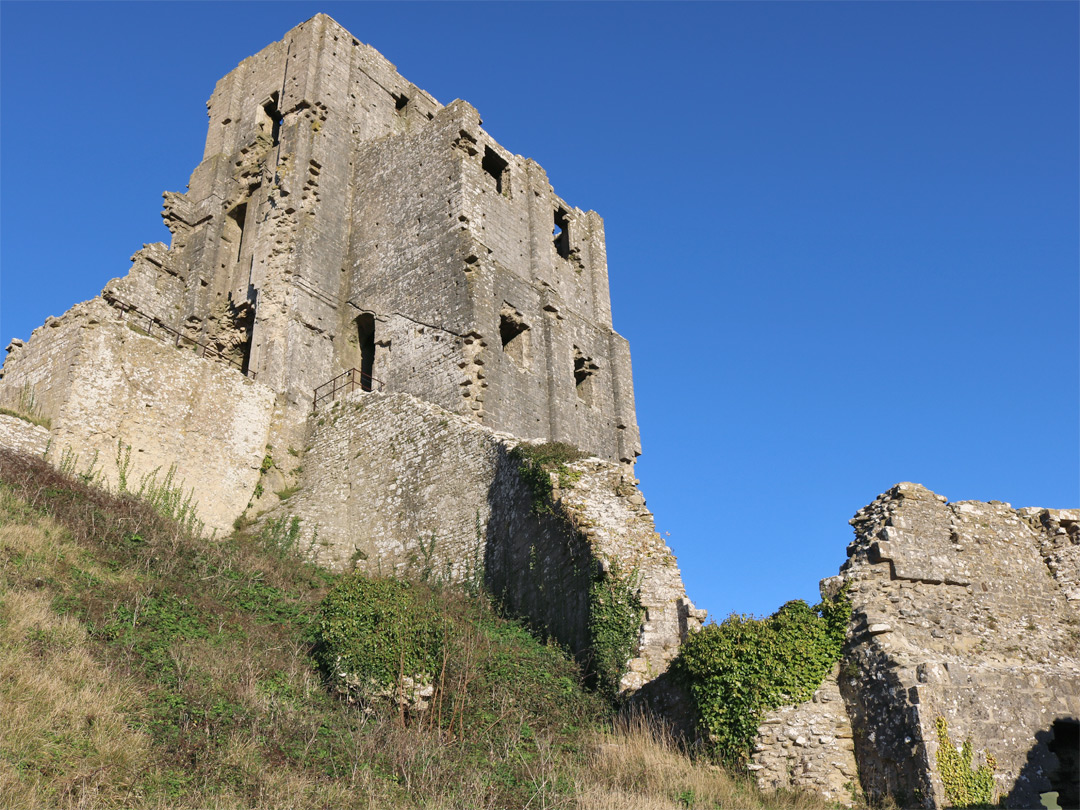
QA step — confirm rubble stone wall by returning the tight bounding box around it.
[837,483,1080,808]
[276,389,698,685]
[750,666,860,806]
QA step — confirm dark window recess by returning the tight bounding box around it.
[1045,719,1079,810]
[482,147,509,195]
[357,313,376,391]
[499,308,530,369]
[226,203,247,263]
[573,347,598,405]
[259,94,283,146]
[554,208,571,259]
[394,93,409,113]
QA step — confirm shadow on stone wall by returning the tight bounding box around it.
[1006,718,1079,810]
[483,445,594,666]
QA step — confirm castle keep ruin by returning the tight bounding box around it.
[0,14,698,693]
[1,15,1076,808]
[99,12,638,466]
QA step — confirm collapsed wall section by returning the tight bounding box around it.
[0,299,276,533]
[836,483,1080,809]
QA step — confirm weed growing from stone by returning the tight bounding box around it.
[509,441,586,515]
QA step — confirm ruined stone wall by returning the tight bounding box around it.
[0,415,50,458]
[0,300,277,534]
[750,666,860,806]
[836,483,1080,808]
[273,389,697,685]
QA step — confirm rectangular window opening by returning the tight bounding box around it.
[500,307,530,370]
[357,313,376,391]
[554,208,571,259]
[226,203,247,263]
[259,93,282,146]
[483,147,509,195]
[394,93,409,113]
[574,347,598,406]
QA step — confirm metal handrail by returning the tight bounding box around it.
[108,299,256,379]
[312,368,384,411]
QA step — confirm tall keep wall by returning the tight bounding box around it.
[101,14,639,463]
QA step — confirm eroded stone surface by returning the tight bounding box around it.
[757,483,1080,808]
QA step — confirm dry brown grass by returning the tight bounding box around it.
[0,450,847,810]
[0,522,155,809]
[576,712,831,810]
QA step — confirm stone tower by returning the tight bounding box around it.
[104,13,640,465]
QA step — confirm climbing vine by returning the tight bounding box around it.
[509,441,585,515]
[670,589,851,763]
[934,717,996,808]
[588,561,643,700]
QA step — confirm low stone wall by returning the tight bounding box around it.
[0,414,50,457]
[0,298,277,533]
[750,666,859,806]
[278,389,701,687]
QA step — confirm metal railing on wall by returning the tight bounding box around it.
[107,299,256,380]
[312,368,384,411]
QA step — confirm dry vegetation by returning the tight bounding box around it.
[0,448,833,810]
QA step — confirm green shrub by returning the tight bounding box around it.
[671,590,851,763]
[315,574,448,692]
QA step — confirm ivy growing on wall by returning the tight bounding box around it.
[934,717,997,808]
[509,441,586,515]
[670,590,851,763]
[588,561,643,700]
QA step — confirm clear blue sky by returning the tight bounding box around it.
[2,2,1077,620]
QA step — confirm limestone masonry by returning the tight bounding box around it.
[0,14,696,694]
[1,15,1076,808]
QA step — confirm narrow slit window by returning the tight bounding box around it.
[554,208,571,259]
[357,313,376,391]
[573,347,598,406]
[258,93,282,146]
[482,147,509,195]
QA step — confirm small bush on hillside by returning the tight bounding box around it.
[671,592,851,764]
[315,574,448,695]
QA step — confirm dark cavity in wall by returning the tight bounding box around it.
[259,93,282,147]
[500,306,530,370]
[1047,719,1079,809]
[483,147,509,195]
[356,313,376,391]
[574,347,598,406]
[394,93,409,114]
[554,208,571,259]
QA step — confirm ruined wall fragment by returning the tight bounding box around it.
[837,483,1080,809]
[273,389,698,687]
[0,299,276,533]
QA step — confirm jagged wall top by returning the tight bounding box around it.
[102,13,641,463]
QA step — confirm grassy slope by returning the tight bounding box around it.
[0,448,828,810]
